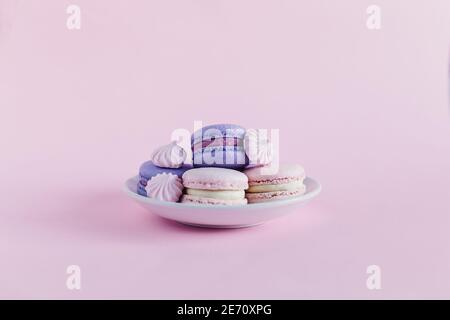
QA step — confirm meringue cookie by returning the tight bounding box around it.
[151,141,187,168]
[256,141,273,165]
[244,129,273,166]
[145,173,183,202]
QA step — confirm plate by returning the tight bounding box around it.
[123,175,321,228]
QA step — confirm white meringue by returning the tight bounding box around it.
[257,140,273,165]
[151,141,187,168]
[145,173,183,202]
[244,129,273,166]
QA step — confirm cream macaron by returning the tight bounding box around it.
[243,164,306,203]
[181,168,248,205]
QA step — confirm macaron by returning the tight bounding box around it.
[181,167,249,205]
[243,164,306,203]
[137,161,191,197]
[191,124,249,170]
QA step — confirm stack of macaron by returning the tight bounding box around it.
[136,123,307,205]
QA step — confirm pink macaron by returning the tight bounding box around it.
[181,167,249,205]
[243,164,306,203]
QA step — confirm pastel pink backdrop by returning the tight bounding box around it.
[1,0,450,299]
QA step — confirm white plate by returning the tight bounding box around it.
[123,175,321,228]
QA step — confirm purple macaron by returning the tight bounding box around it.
[191,124,249,170]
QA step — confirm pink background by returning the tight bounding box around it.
[1,0,450,299]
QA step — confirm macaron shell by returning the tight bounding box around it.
[181,194,248,206]
[245,185,306,203]
[244,164,305,186]
[139,161,192,180]
[182,167,249,191]
[191,124,246,145]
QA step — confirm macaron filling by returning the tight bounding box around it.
[192,137,243,151]
[185,188,245,200]
[247,180,305,193]
[181,195,248,205]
